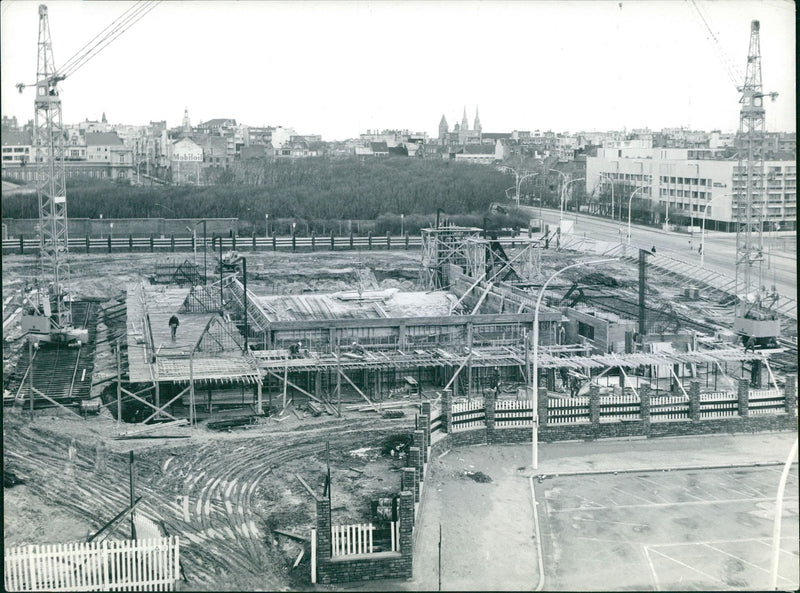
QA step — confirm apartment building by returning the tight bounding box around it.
[586,141,796,230]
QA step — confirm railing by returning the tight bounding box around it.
[495,399,533,427]
[331,522,399,557]
[650,395,690,422]
[699,390,738,418]
[451,399,485,431]
[4,536,180,592]
[748,388,785,415]
[547,396,591,424]
[599,393,641,422]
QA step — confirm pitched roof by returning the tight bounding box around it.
[463,144,495,154]
[85,132,123,146]
[481,132,511,140]
[1,130,32,146]
[370,141,389,152]
[199,118,237,127]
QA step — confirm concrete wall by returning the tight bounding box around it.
[565,308,636,354]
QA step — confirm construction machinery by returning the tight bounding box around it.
[17,3,157,345]
[731,20,780,347]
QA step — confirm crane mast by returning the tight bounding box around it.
[21,4,86,345]
[731,20,779,345]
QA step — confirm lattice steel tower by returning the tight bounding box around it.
[732,20,779,342]
[20,5,83,344]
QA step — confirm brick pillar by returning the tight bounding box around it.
[689,381,701,421]
[408,446,421,501]
[401,468,417,520]
[589,384,600,427]
[398,490,414,555]
[785,375,797,417]
[315,498,332,560]
[537,387,548,428]
[412,430,424,461]
[737,379,750,417]
[417,416,430,463]
[484,389,496,441]
[441,389,453,433]
[421,401,432,457]
[640,383,651,434]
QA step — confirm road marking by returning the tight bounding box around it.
[643,546,661,591]
[650,536,798,548]
[552,496,799,513]
[648,547,733,589]
[753,538,799,557]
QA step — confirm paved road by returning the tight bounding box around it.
[534,207,797,303]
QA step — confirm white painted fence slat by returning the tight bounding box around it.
[4,537,179,592]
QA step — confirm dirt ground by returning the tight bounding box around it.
[2,244,791,591]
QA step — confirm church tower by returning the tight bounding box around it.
[474,107,481,133]
[438,114,449,140]
[182,107,191,132]
[461,106,469,131]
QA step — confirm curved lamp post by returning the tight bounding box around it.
[531,258,618,468]
[600,174,615,220]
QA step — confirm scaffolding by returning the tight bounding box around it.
[420,226,484,290]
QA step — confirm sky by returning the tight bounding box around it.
[1,0,795,140]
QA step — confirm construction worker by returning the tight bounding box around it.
[744,335,756,353]
[169,314,179,341]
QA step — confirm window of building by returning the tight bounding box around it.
[670,177,676,183]
[678,177,683,184]
[577,321,595,341]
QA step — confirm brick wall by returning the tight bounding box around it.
[315,491,413,584]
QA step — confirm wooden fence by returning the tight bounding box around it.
[547,396,591,424]
[331,522,399,557]
[4,536,180,592]
[699,390,738,418]
[748,388,784,415]
[495,399,533,427]
[650,395,689,422]
[451,399,485,432]
[599,393,640,423]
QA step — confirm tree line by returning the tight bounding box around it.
[2,158,533,233]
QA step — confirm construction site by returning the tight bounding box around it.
[2,5,797,592]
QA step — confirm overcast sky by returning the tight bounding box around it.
[1,0,795,140]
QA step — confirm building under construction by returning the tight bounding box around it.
[108,226,784,424]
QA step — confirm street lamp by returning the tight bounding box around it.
[401,213,404,237]
[500,166,541,208]
[531,258,617,468]
[626,186,647,245]
[265,214,269,238]
[700,193,730,268]
[600,174,615,221]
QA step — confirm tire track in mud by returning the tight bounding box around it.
[4,415,412,587]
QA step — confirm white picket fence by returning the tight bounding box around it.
[748,388,784,415]
[4,537,180,592]
[650,395,689,422]
[331,522,399,557]
[451,399,485,432]
[699,390,738,418]
[495,399,533,427]
[547,397,591,424]
[599,393,640,422]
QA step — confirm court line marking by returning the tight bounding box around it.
[643,546,661,591]
[701,542,795,585]
[649,536,798,548]
[751,538,799,558]
[612,485,658,506]
[648,547,733,590]
[572,516,650,528]
[630,476,675,503]
[552,496,799,513]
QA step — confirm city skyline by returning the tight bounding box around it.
[1,0,796,140]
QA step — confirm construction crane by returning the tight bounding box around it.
[731,20,780,348]
[18,3,158,345]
